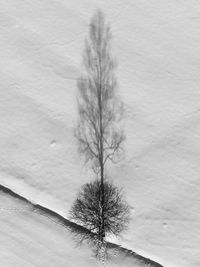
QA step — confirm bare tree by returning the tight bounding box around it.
[70,180,130,236]
[75,10,125,243]
[70,179,130,261]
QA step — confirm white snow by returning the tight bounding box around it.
[0,190,150,267]
[0,0,200,266]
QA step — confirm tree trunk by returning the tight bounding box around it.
[99,84,105,242]
[97,24,105,242]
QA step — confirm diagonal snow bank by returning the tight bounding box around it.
[0,184,163,267]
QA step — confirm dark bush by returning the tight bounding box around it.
[70,179,130,239]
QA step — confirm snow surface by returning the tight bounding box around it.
[0,0,200,266]
[0,189,152,267]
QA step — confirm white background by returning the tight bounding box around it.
[0,1,200,266]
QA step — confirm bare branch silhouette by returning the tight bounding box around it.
[71,10,130,261]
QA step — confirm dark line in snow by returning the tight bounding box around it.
[0,184,164,267]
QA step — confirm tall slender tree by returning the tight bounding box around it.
[75,10,125,243]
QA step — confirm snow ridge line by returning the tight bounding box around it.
[0,184,163,267]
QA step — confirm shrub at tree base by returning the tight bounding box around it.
[70,180,130,242]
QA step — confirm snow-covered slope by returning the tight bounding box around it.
[0,186,163,267]
[0,0,200,266]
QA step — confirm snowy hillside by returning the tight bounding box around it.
[0,0,200,266]
[0,185,162,267]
